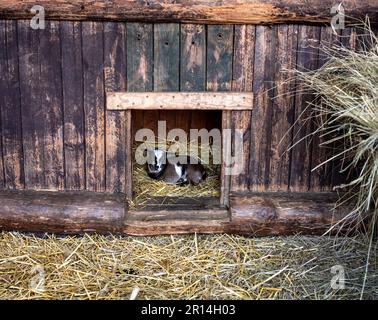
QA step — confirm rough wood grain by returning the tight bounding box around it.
[104,22,127,194]
[228,192,355,235]
[127,23,154,198]
[38,21,65,190]
[0,1,376,25]
[0,190,126,234]
[0,20,24,189]
[154,24,180,133]
[126,23,153,136]
[18,20,64,190]
[310,26,338,191]
[107,92,253,110]
[269,25,298,191]
[207,25,233,206]
[0,190,355,236]
[18,20,43,189]
[231,25,255,192]
[61,21,85,190]
[82,22,106,191]
[290,25,321,192]
[180,24,207,132]
[248,26,275,191]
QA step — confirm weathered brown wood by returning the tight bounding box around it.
[0,20,24,189]
[180,24,207,131]
[310,26,338,191]
[18,20,42,189]
[269,25,298,191]
[104,22,127,193]
[39,21,65,190]
[128,208,229,222]
[206,25,234,206]
[0,190,354,236]
[18,20,64,190]
[1,1,376,25]
[290,25,321,192]
[248,26,275,191]
[231,25,255,192]
[0,190,126,234]
[107,92,254,110]
[61,21,85,190]
[228,192,355,235]
[127,23,155,136]
[154,24,180,133]
[82,22,106,191]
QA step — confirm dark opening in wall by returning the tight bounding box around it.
[130,110,224,212]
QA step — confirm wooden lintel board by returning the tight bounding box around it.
[106,92,253,110]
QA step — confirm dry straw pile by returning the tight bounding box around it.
[0,232,376,300]
[294,24,378,234]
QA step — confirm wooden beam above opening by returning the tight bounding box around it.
[106,92,253,111]
[0,1,377,25]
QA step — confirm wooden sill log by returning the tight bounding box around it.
[0,1,377,25]
[0,189,356,236]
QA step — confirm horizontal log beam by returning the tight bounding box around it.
[107,92,253,110]
[0,190,356,236]
[0,1,377,25]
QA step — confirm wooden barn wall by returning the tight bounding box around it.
[0,21,360,193]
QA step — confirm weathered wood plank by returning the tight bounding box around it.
[127,23,154,136]
[38,21,65,190]
[310,26,338,191]
[269,25,298,191]
[18,20,64,190]
[154,23,180,133]
[107,92,253,110]
[231,25,255,192]
[1,1,377,25]
[0,190,125,234]
[18,20,43,189]
[0,189,356,236]
[248,26,275,191]
[290,25,321,192]
[104,22,127,193]
[207,25,233,206]
[127,23,154,198]
[61,21,85,190]
[82,22,106,191]
[179,24,205,132]
[0,20,24,189]
[228,192,355,236]
[180,24,207,131]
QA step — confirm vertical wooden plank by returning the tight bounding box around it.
[248,26,275,192]
[82,22,105,192]
[0,20,24,189]
[310,26,338,191]
[207,25,233,205]
[18,20,64,190]
[269,25,298,191]
[230,25,255,192]
[180,24,206,133]
[127,24,154,136]
[154,23,180,134]
[290,25,320,192]
[104,22,127,194]
[180,25,209,132]
[38,21,65,190]
[127,23,154,198]
[18,20,43,189]
[61,21,85,190]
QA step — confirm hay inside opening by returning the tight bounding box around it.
[132,140,221,207]
[130,110,223,207]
